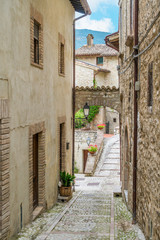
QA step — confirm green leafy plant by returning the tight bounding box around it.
[87,106,101,123]
[88,144,98,153]
[60,171,75,187]
[75,106,101,127]
[97,124,105,129]
[74,162,79,173]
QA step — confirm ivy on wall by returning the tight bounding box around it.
[75,106,100,128]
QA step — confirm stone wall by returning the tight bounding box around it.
[106,107,119,134]
[75,86,120,113]
[75,130,97,173]
[119,0,160,239]
[76,56,118,88]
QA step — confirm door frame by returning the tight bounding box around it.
[29,122,45,220]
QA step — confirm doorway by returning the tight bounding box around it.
[83,150,88,173]
[33,133,39,210]
[60,123,65,173]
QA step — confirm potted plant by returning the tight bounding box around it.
[88,144,98,155]
[97,124,105,130]
[59,171,75,197]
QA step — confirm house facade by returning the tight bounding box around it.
[76,34,119,88]
[118,0,160,239]
[0,0,90,238]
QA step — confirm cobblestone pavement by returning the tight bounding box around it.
[15,135,145,240]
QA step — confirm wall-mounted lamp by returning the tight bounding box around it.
[83,102,90,119]
[86,137,91,146]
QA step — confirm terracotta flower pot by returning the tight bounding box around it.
[60,186,72,197]
[89,151,96,155]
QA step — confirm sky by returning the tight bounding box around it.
[76,0,119,33]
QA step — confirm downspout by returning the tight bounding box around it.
[133,0,139,224]
[72,13,89,182]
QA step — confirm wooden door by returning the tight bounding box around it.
[33,134,39,210]
[83,150,88,173]
[60,124,63,173]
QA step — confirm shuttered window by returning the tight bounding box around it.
[60,43,64,74]
[58,33,65,76]
[34,21,39,64]
[148,62,153,107]
[97,57,103,65]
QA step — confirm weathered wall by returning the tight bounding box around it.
[106,107,119,134]
[0,0,74,237]
[75,86,120,113]
[75,130,97,173]
[76,56,119,88]
[119,0,160,239]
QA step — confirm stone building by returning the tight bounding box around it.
[117,0,160,239]
[75,34,119,133]
[74,35,119,173]
[76,34,119,88]
[0,0,90,238]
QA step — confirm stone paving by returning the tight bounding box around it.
[15,135,145,240]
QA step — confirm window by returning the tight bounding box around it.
[60,43,64,75]
[148,62,153,107]
[58,33,65,76]
[130,0,134,34]
[30,5,43,68]
[34,21,39,64]
[97,57,103,65]
[113,118,117,122]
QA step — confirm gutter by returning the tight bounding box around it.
[133,0,139,224]
[72,12,90,184]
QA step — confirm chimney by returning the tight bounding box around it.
[87,34,94,46]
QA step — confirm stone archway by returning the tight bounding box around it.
[75,86,120,113]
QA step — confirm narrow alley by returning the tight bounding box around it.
[15,135,145,240]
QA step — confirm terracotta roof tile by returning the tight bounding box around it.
[76,44,118,57]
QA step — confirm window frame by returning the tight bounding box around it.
[58,33,65,77]
[30,5,43,69]
[96,57,103,65]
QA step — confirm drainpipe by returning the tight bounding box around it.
[72,13,89,182]
[133,0,139,224]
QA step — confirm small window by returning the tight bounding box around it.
[58,33,65,76]
[60,43,64,75]
[148,62,153,107]
[113,118,116,122]
[30,6,43,68]
[34,21,39,64]
[97,57,103,65]
[130,0,134,34]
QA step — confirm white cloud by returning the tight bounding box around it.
[87,0,119,12]
[76,16,115,32]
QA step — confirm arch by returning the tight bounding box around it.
[75,86,120,113]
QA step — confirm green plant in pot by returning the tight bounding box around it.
[60,171,75,197]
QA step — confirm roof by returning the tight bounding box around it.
[69,0,91,14]
[105,32,119,51]
[75,44,118,57]
[76,59,110,73]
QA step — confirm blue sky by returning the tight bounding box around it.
[76,0,119,33]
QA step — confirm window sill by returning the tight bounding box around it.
[59,73,65,77]
[31,62,43,69]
